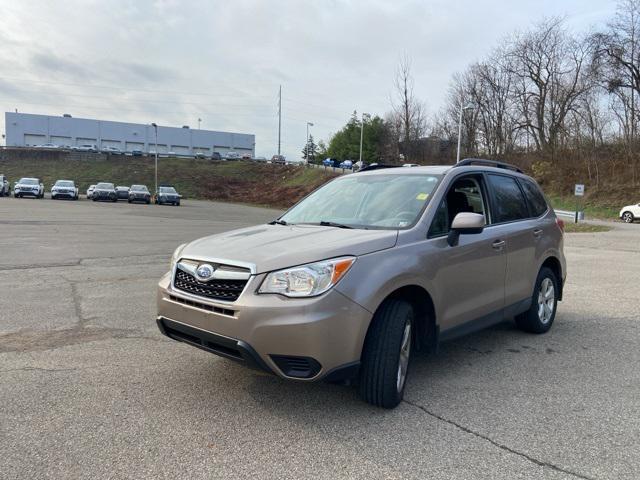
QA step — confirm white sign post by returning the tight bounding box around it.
[574,184,585,223]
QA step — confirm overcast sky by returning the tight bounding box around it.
[0,0,617,160]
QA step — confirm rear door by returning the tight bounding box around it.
[485,174,537,308]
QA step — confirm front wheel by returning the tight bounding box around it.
[622,211,634,223]
[358,299,414,409]
[515,267,558,334]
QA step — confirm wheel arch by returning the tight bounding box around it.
[368,284,437,353]
[540,256,563,300]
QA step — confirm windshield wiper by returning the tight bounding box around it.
[319,220,354,229]
[268,219,289,226]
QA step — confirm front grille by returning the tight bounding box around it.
[173,269,247,302]
[169,295,235,316]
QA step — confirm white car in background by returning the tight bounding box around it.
[619,202,640,223]
[14,177,44,198]
[86,185,96,199]
[51,180,79,200]
[225,151,240,160]
[102,146,123,155]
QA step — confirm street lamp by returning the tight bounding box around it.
[306,122,314,164]
[151,123,158,196]
[198,118,202,130]
[359,112,370,168]
[456,104,474,163]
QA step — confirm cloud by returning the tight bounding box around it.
[0,0,617,160]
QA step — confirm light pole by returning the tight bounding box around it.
[306,122,314,164]
[359,112,370,168]
[151,123,158,196]
[198,118,201,130]
[456,104,474,163]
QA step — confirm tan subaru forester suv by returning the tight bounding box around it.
[157,159,566,408]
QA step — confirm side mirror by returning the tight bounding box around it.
[447,212,485,247]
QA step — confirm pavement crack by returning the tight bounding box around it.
[402,399,597,480]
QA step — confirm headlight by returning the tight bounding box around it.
[170,243,187,270]
[258,257,355,298]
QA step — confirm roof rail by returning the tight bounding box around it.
[357,164,401,172]
[454,158,523,173]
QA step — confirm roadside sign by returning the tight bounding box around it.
[574,184,585,196]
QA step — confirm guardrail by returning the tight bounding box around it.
[554,209,585,222]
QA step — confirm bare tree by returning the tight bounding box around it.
[593,0,640,143]
[506,17,595,153]
[391,54,428,161]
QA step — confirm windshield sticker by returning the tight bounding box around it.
[416,193,429,200]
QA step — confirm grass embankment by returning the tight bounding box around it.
[546,194,620,220]
[0,156,337,208]
[563,222,612,233]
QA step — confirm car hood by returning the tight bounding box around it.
[16,183,39,187]
[131,190,149,194]
[180,224,398,274]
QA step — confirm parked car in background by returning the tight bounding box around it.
[131,149,144,157]
[156,186,181,206]
[194,152,206,159]
[167,151,176,157]
[14,178,44,198]
[403,163,420,167]
[619,202,640,223]
[242,153,252,160]
[128,184,151,204]
[340,160,353,169]
[158,159,566,409]
[115,186,130,200]
[92,182,117,202]
[226,152,240,160]
[211,152,222,161]
[86,185,96,199]
[102,146,123,155]
[77,144,98,152]
[0,175,10,196]
[271,154,286,164]
[36,143,60,149]
[51,180,79,200]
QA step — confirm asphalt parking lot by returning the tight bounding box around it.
[1,197,639,480]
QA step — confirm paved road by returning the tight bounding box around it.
[1,197,638,479]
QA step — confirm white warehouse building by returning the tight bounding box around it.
[4,112,255,157]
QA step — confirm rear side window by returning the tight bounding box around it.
[519,178,548,217]
[487,174,528,223]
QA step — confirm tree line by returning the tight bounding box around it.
[307,0,640,191]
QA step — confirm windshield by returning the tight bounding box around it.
[131,185,148,191]
[159,187,177,193]
[280,173,441,229]
[55,181,74,187]
[19,178,38,185]
[96,183,114,189]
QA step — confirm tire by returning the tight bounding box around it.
[622,211,634,223]
[515,267,558,334]
[358,299,414,409]
[128,199,132,203]
[146,199,150,205]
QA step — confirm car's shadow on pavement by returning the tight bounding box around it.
[187,318,572,422]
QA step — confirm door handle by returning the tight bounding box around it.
[533,228,543,238]
[492,239,506,250]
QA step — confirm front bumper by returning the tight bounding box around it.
[16,189,39,196]
[52,190,75,198]
[157,271,371,381]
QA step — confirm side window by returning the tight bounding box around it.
[519,178,548,217]
[487,174,528,223]
[428,176,487,237]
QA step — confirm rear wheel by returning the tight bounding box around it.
[622,211,634,223]
[358,299,414,409]
[515,267,558,334]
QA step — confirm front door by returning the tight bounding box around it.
[426,174,507,336]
